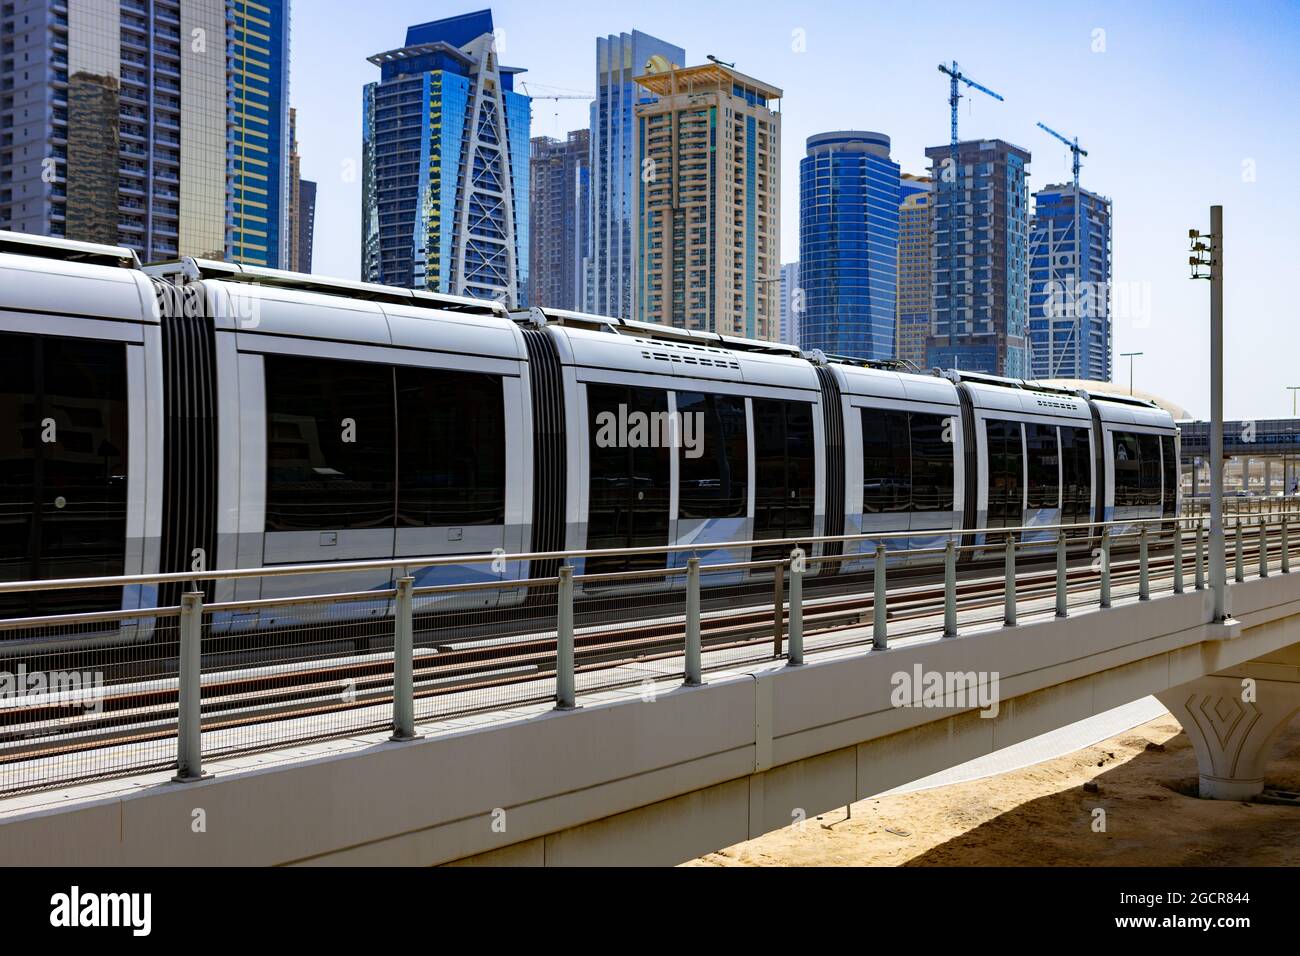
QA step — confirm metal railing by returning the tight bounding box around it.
[0,511,1295,795]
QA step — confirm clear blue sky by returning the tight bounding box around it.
[291,0,1300,420]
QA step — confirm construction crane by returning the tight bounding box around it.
[937,62,1004,339]
[1036,122,1090,378]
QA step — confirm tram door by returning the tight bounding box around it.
[0,333,130,617]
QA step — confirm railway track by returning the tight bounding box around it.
[2,534,1258,783]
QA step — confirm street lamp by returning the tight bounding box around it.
[1287,385,1300,417]
[1120,351,1143,395]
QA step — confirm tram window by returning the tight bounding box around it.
[586,383,671,573]
[753,398,816,560]
[1112,432,1141,508]
[1160,435,1178,516]
[265,355,396,532]
[861,408,909,513]
[1025,423,1060,511]
[985,419,1023,528]
[1,333,129,616]
[910,412,955,513]
[677,392,747,520]
[1060,427,1093,523]
[396,367,505,527]
[1138,434,1162,507]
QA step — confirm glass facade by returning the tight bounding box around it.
[895,175,932,367]
[925,139,1031,376]
[1029,184,1113,381]
[1,0,291,266]
[587,31,685,317]
[529,130,590,310]
[799,132,900,360]
[363,11,530,304]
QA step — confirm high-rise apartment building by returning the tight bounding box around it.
[924,139,1031,377]
[799,131,899,360]
[295,177,315,272]
[1029,183,1112,381]
[1,0,292,266]
[362,10,530,304]
[779,261,800,348]
[586,30,684,317]
[896,173,932,368]
[529,129,589,310]
[631,62,781,340]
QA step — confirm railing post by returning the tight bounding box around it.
[772,559,785,657]
[1100,528,1111,608]
[1139,524,1150,601]
[1055,532,1068,617]
[685,556,703,683]
[873,542,888,649]
[173,591,205,782]
[943,537,958,637]
[1283,515,1291,574]
[555,565,576,709]
[1173,521,1184,594]
[390,575,416,741]
[1258,518,1269,578]
[1003,533,1017,627]
[787,548,804,666]
[1235,518,1245,583]
[1194,523,1205,590]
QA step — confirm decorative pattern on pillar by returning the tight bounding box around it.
[1158,672,1300,800]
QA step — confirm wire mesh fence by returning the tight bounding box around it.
[1,513,1297,796]
[0,607,181,793]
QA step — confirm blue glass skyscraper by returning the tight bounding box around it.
[799,132,900,360]
[924,139,1031,376]
[1029,184,1112,381]
[362,10,530,304]
[586,30,685,318]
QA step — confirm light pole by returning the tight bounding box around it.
[1120,351,1143,395]
[1190,207,1227,623]
[1288,385,1299,417]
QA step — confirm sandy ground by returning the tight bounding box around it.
[688,713,1300,866]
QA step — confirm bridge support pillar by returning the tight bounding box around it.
[1157,649,1300,800]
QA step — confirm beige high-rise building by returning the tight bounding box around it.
[631,63,781,340]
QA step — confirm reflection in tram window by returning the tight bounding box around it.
[1060,427,1093,525]
[1161,435,1178,516]
[265,355,396,532]
[396,367,505,526]
[985,419,1024,528]
[585,383,671,574]
[861,409,909,513]
[752,398,815,561]
[676,392,747,520]
[1025,423,1061,511]
[0,333,129,616]
[1112,432,1142,508]
[910,413,955,513]
[1138,433,1162,507]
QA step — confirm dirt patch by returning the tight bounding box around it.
[686,713,1300,866]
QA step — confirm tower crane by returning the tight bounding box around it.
[1036,122,1090,378]
[936,62,1004,341]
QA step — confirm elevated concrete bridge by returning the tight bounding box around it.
[2,542,1298,866]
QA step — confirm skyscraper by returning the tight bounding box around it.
[529,130,589,310]
[586,30,685,318]
[896,173,933,368]
[296,179,316,273]
[1,0,292,266]
[799,132,900,360]
[362,10,530,304]
[1029,184,1112,381]
[779,261,801,348]
[632,62,781,340]
[924,139,1031,376]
